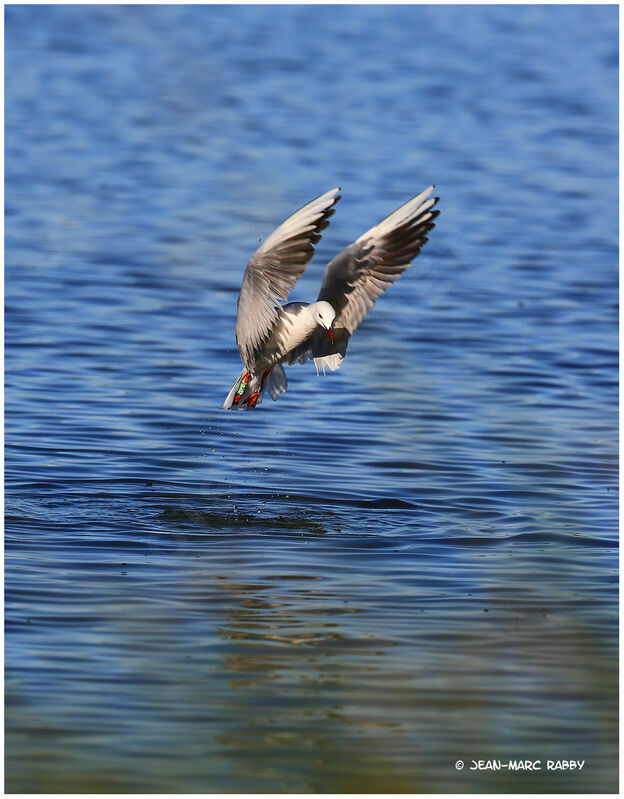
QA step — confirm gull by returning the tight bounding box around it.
[224,185,439,409]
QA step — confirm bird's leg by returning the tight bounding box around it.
[233,372,251,406]
[244,391,259,408]
[243,368,272,409]
[260,367,272,388]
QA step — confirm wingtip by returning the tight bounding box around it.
[323,187,341,204]
[419,185,435,201]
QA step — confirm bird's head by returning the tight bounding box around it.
[314,301,336,343]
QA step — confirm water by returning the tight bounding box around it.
[5,5,618,793]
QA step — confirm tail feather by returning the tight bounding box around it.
[223,368,260,410]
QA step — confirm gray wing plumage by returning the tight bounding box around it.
[235,187,342,369]
[290,186,440,373]
[318,185,439,334]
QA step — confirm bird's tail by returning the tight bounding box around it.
[223,368,258,409]
[223,365,288,410]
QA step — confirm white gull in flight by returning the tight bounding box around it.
[224,186,439,409]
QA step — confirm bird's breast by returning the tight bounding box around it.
[256,304,315,369]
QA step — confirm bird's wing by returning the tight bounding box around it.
[316,186,439,338]
[235,187,341,368]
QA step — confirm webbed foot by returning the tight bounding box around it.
[243,391,260,409]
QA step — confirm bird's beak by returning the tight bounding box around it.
[327,327,333,343]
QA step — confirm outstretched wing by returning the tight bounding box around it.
[317,186,439,337]
[235,187,341,369]
[289,187,439,374]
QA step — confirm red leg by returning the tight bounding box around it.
[260,367,271,388]
[243,369,271,409]
[243,391,260,408]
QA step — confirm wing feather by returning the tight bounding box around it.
[294,187,439,374]
[317,186,439,336]
[235,187,341,368]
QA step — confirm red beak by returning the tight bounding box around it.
[327,327,333,343]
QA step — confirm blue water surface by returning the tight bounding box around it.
[5,4,618,793]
